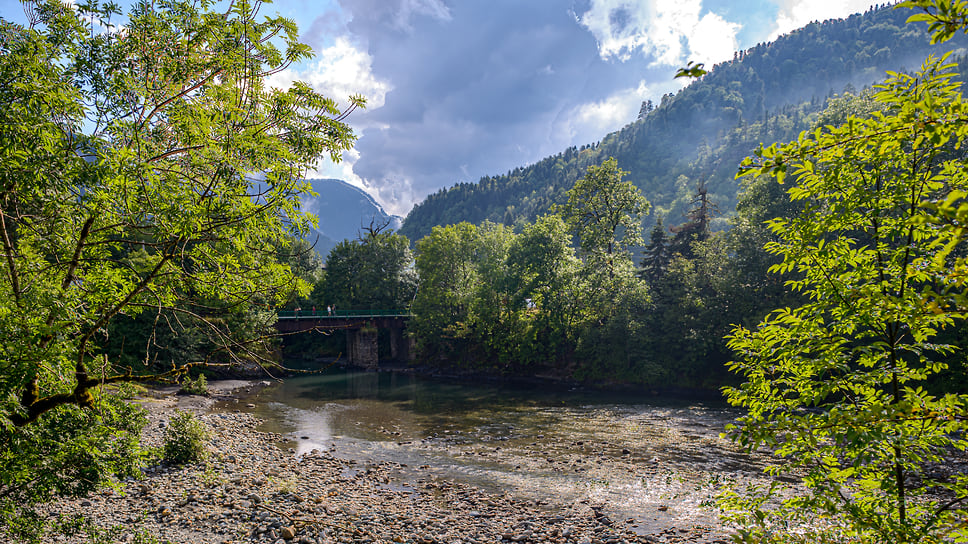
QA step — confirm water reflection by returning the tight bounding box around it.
[225,370,766,533]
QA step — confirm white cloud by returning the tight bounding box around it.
[268,36,392,111]
[556,81,652,141]
[267,34,394,211]
[690,12,742,66]
[365,173,417,217]
[578,0,740,66]
[306,150,416,217]
[769,0,873,40]
[307,148,363,186]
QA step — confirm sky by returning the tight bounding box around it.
[1,0,878,215]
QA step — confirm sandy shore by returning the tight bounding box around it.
[43,381,733,544]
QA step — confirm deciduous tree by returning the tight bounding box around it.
[320,229,416,311]
[559,158,650,279]
[0,0,360,532]
[720,54,968,543]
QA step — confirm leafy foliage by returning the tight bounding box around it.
[411,221,515,366]
[0,0,359,534]
[721,55,968,543]
[558,157,649,276]
[0,388,148,541]
[675,61,707,79]
[403,151,812,386]
[179,373,209,397]
[316,227,416,312]
[162,411,209,466]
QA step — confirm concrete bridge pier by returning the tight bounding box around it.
[347,328,379,370]
[389,327,413,361]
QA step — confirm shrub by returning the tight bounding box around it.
[162,411,209,465]
[178,374,209,396]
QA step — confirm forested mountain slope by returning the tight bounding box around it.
[400,4,968,240]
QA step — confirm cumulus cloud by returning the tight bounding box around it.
[284,0,874,216]
[557,81,653,141]
[769,0,873,40]
[269,36,392,112]
[690,12,742,65]
[577,0,740,66]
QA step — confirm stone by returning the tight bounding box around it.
[282,526,297,540]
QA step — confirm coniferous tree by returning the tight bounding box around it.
[669,182,715,259]
[638,215,671,284]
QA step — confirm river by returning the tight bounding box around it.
[219,369,773,535]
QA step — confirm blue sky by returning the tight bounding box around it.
[1,0,878,215]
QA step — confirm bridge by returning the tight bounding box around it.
[276,310,412,369]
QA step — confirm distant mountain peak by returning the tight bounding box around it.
[301,178,403,256]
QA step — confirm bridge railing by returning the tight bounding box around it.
[278,309,412,319]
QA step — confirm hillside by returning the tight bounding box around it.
[400,4,968,241]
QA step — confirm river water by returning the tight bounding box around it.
[221,369,772,534]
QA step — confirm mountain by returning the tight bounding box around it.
[301,178,402,257]
[399,5,968,241]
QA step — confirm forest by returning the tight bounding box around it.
[399,3,968,243]
[294,110,967,393]
[4,0,968,542]
[287,26,968,539]
[287,4,968,393]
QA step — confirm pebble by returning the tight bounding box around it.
[40,388,731,544]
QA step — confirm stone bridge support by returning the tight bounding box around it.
[276,314,411,369]
[388,327,414,362]
[347,328,379,370]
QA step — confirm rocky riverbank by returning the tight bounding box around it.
[43,383,734,544]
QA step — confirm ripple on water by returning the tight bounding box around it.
[229,371,772,535]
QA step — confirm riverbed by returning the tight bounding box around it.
[218,370,774,536]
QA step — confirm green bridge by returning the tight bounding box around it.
[277,309,412,319]
[276,309,413,368]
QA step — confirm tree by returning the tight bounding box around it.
[319,228,416,311]
[638,215,671,284]
[668,181,715,259]
[558,158,651,379]
[504,214,582,369]
[506,215,581,313]
[0,0,360,533]
[559,157,650,281]
[720,55,968,543]
[411,222,484,361]
[410,221,518,366]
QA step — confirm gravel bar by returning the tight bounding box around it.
[43,386,733,544]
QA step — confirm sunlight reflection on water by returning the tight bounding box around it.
[221,370,771,533]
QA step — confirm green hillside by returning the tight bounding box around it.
[400,5,968,240]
